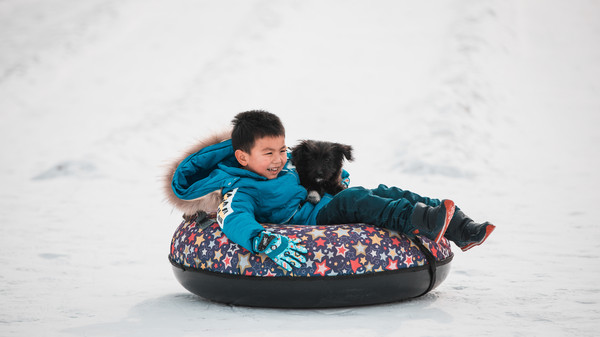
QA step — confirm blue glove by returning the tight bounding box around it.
[253,231,308,271]
[341,169,350,188]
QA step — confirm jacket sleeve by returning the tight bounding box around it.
[216,187,265,253]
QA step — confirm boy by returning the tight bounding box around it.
[170,110,495,271]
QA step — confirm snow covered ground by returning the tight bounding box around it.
[1,0,599,336]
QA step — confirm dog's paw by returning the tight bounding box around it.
[307,190,321,204]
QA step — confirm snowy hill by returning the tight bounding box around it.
[1,0,599,336]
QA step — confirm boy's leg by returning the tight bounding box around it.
[371,184,495,250]
[371,184,441,207]
[316,186,454,243]
[316,186,413,229]
[445,208,496,251]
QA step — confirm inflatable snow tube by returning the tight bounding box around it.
[169,216,453,308]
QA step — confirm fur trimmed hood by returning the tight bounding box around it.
[163,130,231,217]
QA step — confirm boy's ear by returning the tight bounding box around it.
[235,149,249,167]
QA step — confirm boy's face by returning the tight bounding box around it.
[235,135,287,180]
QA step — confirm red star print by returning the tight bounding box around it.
[391,237,401,246]
[265,270,276,277]
[350,258,362,273]
[223,255,232,268]
[336,245,348,257]
[364,226,377,234]
[405,255,413,266]
[315,238,327,246]
[314,260,330,276]
[187,233,196,243]
[386,258,398,270]
[217,235,229,247]
[430,246,438,257]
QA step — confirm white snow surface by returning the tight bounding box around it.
[1,0,599,336]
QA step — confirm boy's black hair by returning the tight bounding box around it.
[231,110,285,153]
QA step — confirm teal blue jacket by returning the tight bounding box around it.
[171,139,333,252]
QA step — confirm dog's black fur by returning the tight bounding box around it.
[291,140,354,204]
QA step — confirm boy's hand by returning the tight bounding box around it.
[253,231,308,272]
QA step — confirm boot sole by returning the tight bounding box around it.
[434,200,455,244]
[459,224,496,252]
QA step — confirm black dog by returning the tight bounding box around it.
[291,140,354,204]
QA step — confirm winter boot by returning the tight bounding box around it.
[409,199,455,243]
[444,208,496,252]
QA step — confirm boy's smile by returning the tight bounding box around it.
[235,135,287,180]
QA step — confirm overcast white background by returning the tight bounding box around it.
[1,0,599,336]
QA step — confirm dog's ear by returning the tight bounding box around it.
[335,143,354,162]
[290,140,308,165]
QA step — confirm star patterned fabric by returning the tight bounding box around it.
[169,217,452,277]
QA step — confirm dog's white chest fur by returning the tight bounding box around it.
[307,190,321,204]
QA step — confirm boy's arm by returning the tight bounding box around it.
[216,188,264,252]
[216,188,308,271]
